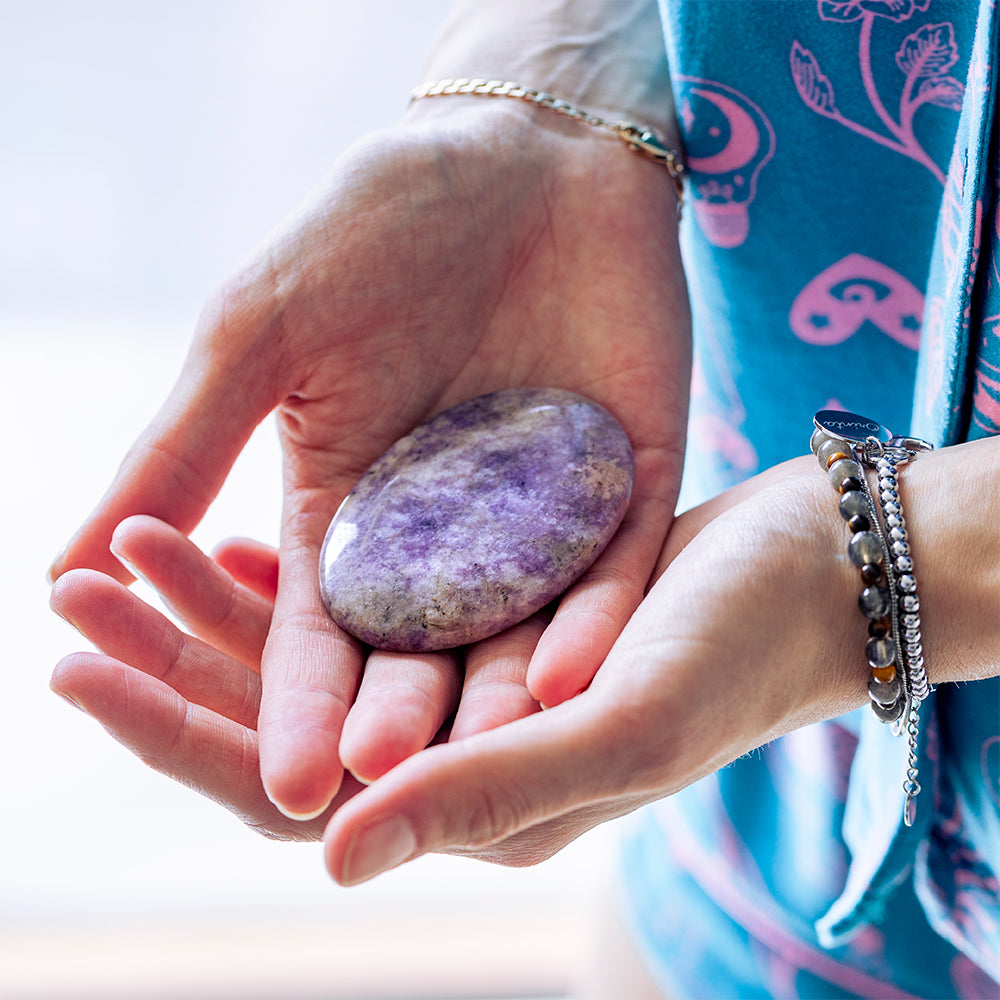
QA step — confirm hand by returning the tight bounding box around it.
[319,458,869,882]
[53,443,998,874]
[49,515,545,839]
[322,437,1000,885]
[47,101,691,819]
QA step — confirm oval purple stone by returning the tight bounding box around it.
[319,387,633,652]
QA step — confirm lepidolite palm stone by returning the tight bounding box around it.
[319,387,633,651]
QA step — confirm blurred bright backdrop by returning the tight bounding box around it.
[0,3,620,997]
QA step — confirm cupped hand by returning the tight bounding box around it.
[47,102,690,819]
[49,515,546,839]
[320,457,874,883]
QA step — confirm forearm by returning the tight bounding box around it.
[419,0,677,139]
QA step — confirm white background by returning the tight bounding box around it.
[0,3,620,997]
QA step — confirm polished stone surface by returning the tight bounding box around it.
[319,387,633,651]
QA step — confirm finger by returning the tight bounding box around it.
[526,444,678,707]
[258,482,364,821]
[323,695,635,885]
[339,649,463,784]
[110,515,272,670]
[449,613,545,741]
[50,568,260,728]
[50,652,359,841]
[48,295,285,585]
[211,537,280,602]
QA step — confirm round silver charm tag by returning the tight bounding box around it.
[813,409,890,445]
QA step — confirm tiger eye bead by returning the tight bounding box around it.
[848,513,871,533]
[860,562,883,583]
[872,663,897,683]
[868,617,891,639]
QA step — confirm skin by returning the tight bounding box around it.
[48,0,1000,892]
[47,99,689,818]
[50,439,1000,882]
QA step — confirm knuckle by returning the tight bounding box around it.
[461,781,530,848]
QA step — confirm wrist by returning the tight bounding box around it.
[419,0,678,142]
[903,437,1000,686]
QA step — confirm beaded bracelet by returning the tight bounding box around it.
[810,409,933,826]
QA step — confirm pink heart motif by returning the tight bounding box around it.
[789,253,923,350]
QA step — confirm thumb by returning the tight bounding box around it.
[49,298,284,583]
[323,697,634,885]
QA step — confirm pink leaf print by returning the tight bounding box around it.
[895,22,959,78]
[790,41,838,117]
[818,0,866,22]
[818,0,931,23]
[918,74,965,110]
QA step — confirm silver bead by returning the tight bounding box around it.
[849,531,884,568]
[879,475,898,492]
[895,555,914,573]
[906,642,923,659]
[898,574,916,592]
[886,514,905,530]
[903,628,922,644]
[902,612,920,628]
[890,526,907,542]
[881,489,899,505]
[884,501,901,516]
[902,594,920,612]
[892,540,910,557]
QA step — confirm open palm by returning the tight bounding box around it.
[48,105,690,818]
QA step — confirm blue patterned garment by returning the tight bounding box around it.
[620,2,1000,997]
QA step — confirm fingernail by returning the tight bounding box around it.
[341,815,417,886]
[273,801,329,822]
[263,786,331,822]
[55,691,88,714]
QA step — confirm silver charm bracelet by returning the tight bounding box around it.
[410,78,685,212]
[811,410,933,826]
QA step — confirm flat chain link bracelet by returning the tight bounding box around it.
[810,409,934,826]
[410,78,686,211]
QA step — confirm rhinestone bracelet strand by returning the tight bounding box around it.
[410,78,685,211]
[810,409,933,826]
